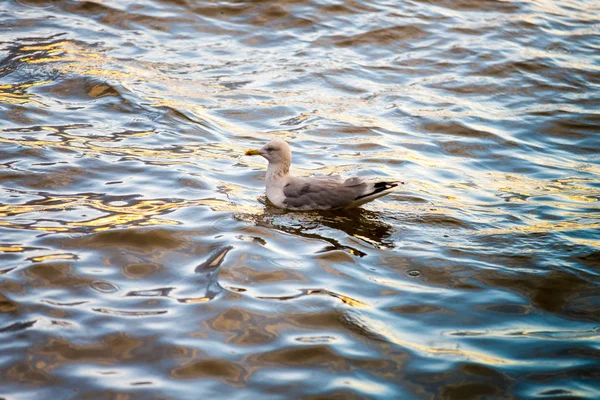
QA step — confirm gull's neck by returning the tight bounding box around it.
[266,161,290,184]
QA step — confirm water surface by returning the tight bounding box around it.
[1,0,599,398]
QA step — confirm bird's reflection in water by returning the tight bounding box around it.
[316,208,396,248]
[235,198,396,257]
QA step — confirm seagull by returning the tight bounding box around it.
[245,138,402,210]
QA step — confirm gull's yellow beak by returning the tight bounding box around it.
[245,149,261,156]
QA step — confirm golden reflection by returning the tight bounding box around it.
[30,254,77,262]
[0,246,24,252]
[494,172,600,201]
[0,81,48,106]
[0,195,202,232]
[1,35,597,248]
[21,42,73,52]
[476,221,600,237]
[34,227,70,232]
[180,297,210,304]
[0,131,245,165]
[0,189,265,233]
[383,168,600,241]
[19,40,134,81]
[568,238,600,248]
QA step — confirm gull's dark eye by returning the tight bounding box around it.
[266,146,274,152]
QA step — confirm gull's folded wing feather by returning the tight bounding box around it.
[282,176,401,209]
[282,176,368,209]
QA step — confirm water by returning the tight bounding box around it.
[1,0,599,398]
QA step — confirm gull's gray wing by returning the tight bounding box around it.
[282,176,368,209]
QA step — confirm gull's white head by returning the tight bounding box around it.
[245,138,292,167]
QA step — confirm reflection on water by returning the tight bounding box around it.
[1,0,600,398]
[238,206,396,256]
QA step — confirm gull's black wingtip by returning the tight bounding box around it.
[355,181,402,201]
[374,181,404,190]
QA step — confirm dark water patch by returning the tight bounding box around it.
[412,0,522,13]
[23,261,93,288]
[171,358,248,385]
[61,227,186,250]
[538,113,600,145]
[330,25,428,48]
[2,360,59,387]
[0,319,36,333]
[481,270,600,321]
[204,307,276,346]
[573,250,600,272]
[38,332,147,362]
[251,343,351,368]
[121,262,163,279]
[481,304,531,316]
[389,303,447,315]
[405,214,474,229]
